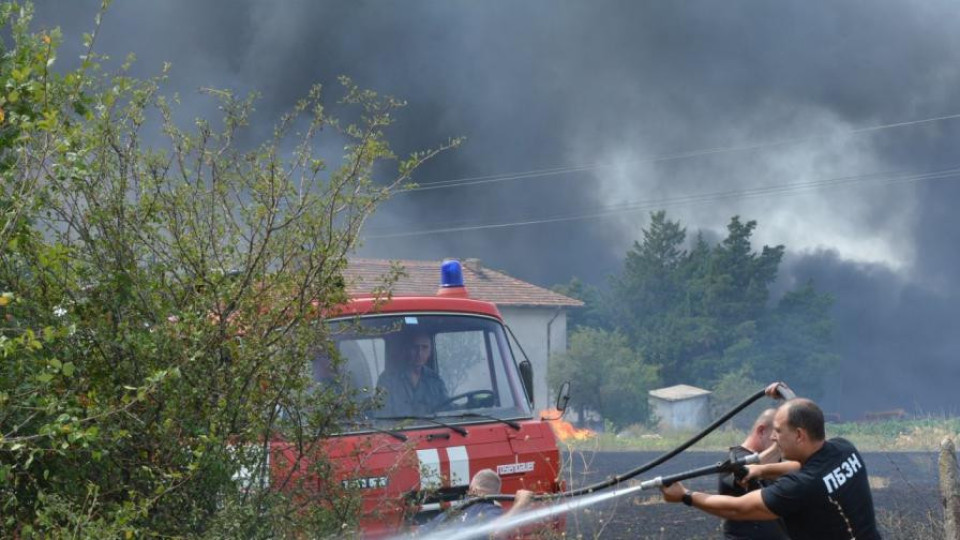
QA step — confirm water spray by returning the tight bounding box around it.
[417,452,761,540]
[410,382,794,539]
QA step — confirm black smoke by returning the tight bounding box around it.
[33,0,960,416]
[781,248,960,418]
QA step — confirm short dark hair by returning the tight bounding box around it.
[783,399,825,441]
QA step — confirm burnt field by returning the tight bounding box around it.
[559,450,944,539]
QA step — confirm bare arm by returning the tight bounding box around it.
[688,489,780,521]
[743,461,800,484]
[661,482,780,521]
[503,489,534,518]
[758,443,782,464]
[490,490,535,540]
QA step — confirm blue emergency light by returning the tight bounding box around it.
[440,259,464,288]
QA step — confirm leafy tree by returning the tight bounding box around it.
[609,211,833,398]
[613,210,687,327]
[742,281,839,399]
[702,216,784,323]
[678,217,785,384]
[549,327,659,430]
[709,367,769,431]
[0,3,455,537]
[608,212,688,381]
[551,276,609,331]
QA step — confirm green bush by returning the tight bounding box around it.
[550,327,660,430]
[709,367,771,431]
[0,3,455,536]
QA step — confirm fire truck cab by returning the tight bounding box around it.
[272,260,566,536]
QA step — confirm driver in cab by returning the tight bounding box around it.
[377,331,449,416]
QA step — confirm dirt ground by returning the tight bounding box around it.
[560,450,944,539]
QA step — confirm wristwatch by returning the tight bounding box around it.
[682,490,694,507]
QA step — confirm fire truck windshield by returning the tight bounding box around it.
[317,314,533,432]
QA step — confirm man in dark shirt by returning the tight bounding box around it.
[377,332,449,416]
[418,469,533,535]
[661,388,881,540]
[717,408,788,540]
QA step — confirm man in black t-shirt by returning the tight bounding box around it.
[717,409,788,540]
[759,435,877,539]
[661,388,881,540]
[418,469,534,535]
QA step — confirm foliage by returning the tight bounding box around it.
[551,277,609,331]
[606,211,836,397]
[553,211,838,427]
[549,327,659,430]
[708,367,771,431]
[828,416,960,451]
[729,281,839,399]
[0,2,455,537]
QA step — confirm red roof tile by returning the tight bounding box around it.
[345,258,583,308]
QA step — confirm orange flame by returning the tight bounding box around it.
[542,409,596,442]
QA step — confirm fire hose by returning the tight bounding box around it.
[636,451,761,490]
[424,452,767,540]
[461,382,795,507]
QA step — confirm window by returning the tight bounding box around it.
[323,314,531,431]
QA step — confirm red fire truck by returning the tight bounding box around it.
[267,259,567,536]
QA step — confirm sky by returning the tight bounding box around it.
[33,0,960,417]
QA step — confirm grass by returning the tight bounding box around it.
[877,508,945,539]
[559,427,746,453]
[559,416,960,453]
[827,416,960,452]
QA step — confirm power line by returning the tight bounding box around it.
[404,112,960,193]
[365,165,960,239]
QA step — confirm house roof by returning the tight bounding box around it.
[345,258,583,308]
[649,384,712,402]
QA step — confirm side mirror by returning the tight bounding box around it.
[519,360,534,405]
[555,381,570,414]
[541,381,571,421]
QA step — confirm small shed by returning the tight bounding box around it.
[649,384,712,431]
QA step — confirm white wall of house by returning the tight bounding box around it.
[499,306,568,413]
